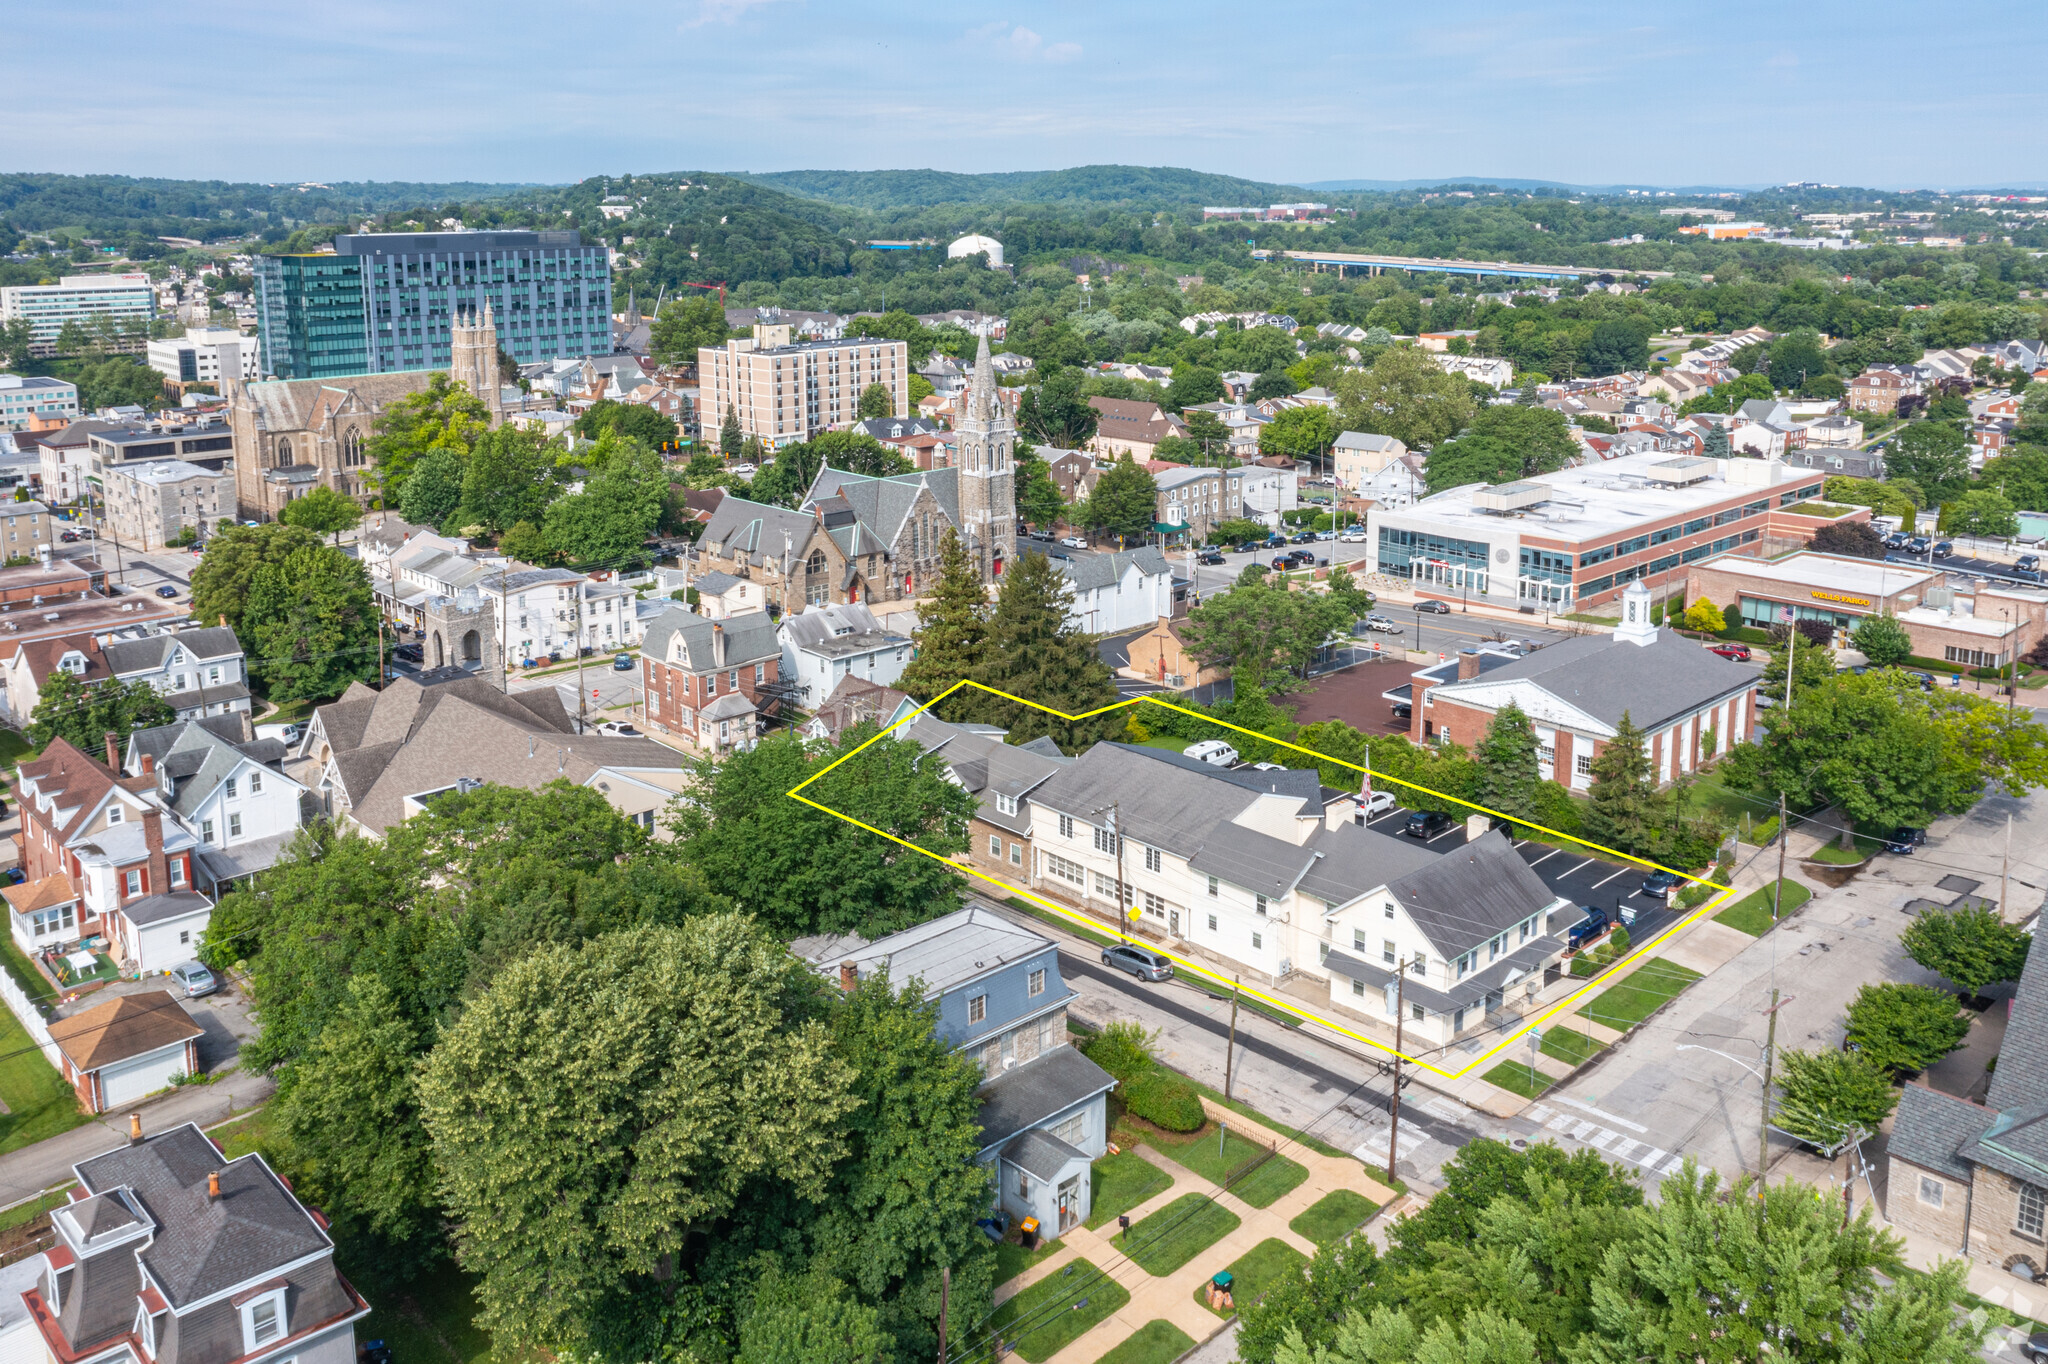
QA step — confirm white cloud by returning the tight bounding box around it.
[969,20,1082,63]
[682,0,789,29]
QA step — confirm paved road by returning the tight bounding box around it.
[0,1069,274,1210]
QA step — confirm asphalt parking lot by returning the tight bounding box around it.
[1351,802,1687,936]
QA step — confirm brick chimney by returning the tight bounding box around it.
[838,961,858,992]
[128,1113,143,1146]
[141,753,155,777]
[103,730,120,770]
[711,622,727,668]
[1457,649,1481,682]
[141,808,168,899]
[207,1171,220,1201]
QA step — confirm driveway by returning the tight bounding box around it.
[49,974,256,1075]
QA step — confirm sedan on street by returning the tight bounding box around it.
[1414,600,1452,615]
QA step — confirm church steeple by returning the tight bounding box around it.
[955,328,1016,581]
[449,299,504,427]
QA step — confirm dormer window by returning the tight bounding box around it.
[106,807,122,825]
[241,1287,287,1351]
[994,793,1017,816]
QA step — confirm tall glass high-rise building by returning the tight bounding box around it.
[254,230,612,381]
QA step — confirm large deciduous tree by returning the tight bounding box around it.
[1843,982,1971,1075]
[649,296,732,365]
[671,727,974,938]
[456,424,558,534]
[277,486,362,544]
[419,918,859,1353]
[1901,903,2032,996]
[1771,1048,1899,1151]
[543,439,666,566]
[27,673,175,755]
[1081,455,1158,544]
[1886,422,1971,502]
[1018,368,1099,448]
[242,544,381,702]
[363,371,491,504]
[190,522,322,634]
[1334,346,1475,451]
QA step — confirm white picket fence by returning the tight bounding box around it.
[0,969,60,1070]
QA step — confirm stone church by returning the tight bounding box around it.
[224,303,504,522]
[690,333,1019,612]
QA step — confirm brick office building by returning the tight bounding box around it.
[1404,582,1762,791]
[640,606,783,754]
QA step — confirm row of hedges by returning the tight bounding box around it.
[1569,926,1633,977]
[1081,1021,1205,1133]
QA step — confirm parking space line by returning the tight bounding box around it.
[1590,867,1630,890]
[1425,827,1461,843]
[1526,848,1564,867]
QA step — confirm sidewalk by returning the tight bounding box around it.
[1001,1098,1394,1364]
[0,1070,272,1210]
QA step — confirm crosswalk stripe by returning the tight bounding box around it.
[1526,1103,1555,1124]
[1570,1120,1599,1141]
[1590,1130,1624,1151]
[1422,1098,1467,1124]
[1546,1112,1575,1132]
[1634,1146,1666,1168]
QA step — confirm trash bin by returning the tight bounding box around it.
[1211,1271,1234,1293]
[1019,1217,1040,1250]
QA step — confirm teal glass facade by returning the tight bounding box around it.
[253,254,368,380]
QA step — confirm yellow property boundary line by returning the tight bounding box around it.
[787,680,1740,1082]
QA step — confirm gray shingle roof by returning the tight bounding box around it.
[119,891,212,928]
[1987,935,2048,1113]
[1428,631,1760,731]
[1061,546,1170,593]
[1297,821,1441,907]
[809,904,1056,997]
[74,1124,331,1309]
[898,714,1068,835]
[1029,744,1310,856]
[806,464,961,541]
[976,1044,1116,1154]
[100,627,241,678]
[1002,1127,1089,1181]
[1382,830,1564,959]
[699,494,821,570]
[1959,1107,2048,1186]
[643,606,781,671]
[693,570,743,596]
[1891,1083,1995,1181]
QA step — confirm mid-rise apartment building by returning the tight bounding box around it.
[0,274,154,349]
[0,375,78,431]
[698,325,909,451]
[0,501,52,561]
[254,230,610,380]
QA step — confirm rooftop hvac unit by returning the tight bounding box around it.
[1646,457,1712,486]
[1473,481,1550,514]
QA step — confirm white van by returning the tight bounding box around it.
[254,722,302,748]
[1182,739,1239,767]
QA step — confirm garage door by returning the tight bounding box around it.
[99,1050,181,1109]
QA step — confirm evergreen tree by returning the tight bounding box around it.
[719,406,744,458]
[1582,711,1658,856]
[1474,702,1541,824]
[894,529,989,717]
[1701,423,1731,459]
[966,552,1124,752]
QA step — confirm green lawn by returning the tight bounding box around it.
[0,937,54,1007]
[1577,959,1704,1032]
[1124,1193,1242,1276]
[1287,1189,1378,1248]
[1195,1238,1310,1316]
[364,1262,496,1364]
[1482,1061,1553,1099]
[1678,767,1775,832]
[981,1257,1130,1363]
[1538,1026,1608,1067]
[1096,1320,1196,1364]
[208,1106,279,1159]
[0,1006,88,1156]
[1144,1125,1309,1208]
[1087,1150,1174,1230]
[0,729,34,767]
[995,1235,1065,1287]
[0,1188,71,1233]
[1715,879,1813,936]
[1806,838,1879,865]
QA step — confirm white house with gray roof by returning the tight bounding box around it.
[1056,547,1174,635]
[121,718,308,886]
[894,720,1572,1053]
[793,904,1115,1237]
[101,627,249,722]
[779,602,911,707]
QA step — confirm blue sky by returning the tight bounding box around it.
[8,1,2044,189]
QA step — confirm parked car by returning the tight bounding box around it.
[58,530,78,543]
[1249,761,1284,772]
[1932,540,1955,558]
[1640,870,1686,899]
[188,541,205,556]
[1197,551,1226,565]
[1884,826,1926,854]
[1061,536,1087,548]
[1882,531,1910,550]
[1286,549,1316,564]
[1340,528,1367,542]
[1236,541,1263,553]
[1404,809,1453,840]
[1709,642,1751,662]
[1101,943,1174,982]
[1391,702,1412,720]
[612,652,635,670]
[595,721,640,736]
[1265,535,1287,548]
[154,584,179,598]
[1414,600,1452,615]
[1566,907,1610,952]
[1906,536,1931,555]
[1314,530,1337,541]
[254,722,301,747]
[1362,790,1398,817]
[1360,613,1401,634]
[1269,556,1290,570]
[1291,531,1317,544]
[2018,554,2041,574]
[168,960,216,998]
[393,643,424,663]
[1906,670,1938,691]
[1182,739,1239,767]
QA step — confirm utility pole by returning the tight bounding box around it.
[498,562,510,694]
[2002,812,2012,921]
[1111,800,1128,929]
[1386,958,1409,1187]
[1224,974,1241,1102]
[574,596,588,733]
[1771,792,1788,922]
[936,1265,949,1364]
[377,614,386,690]
[1757,988,1790,1193]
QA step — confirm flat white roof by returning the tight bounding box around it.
[1383,452,1819,546]
[1697,551,1937,599]
[1899,607,2014,639]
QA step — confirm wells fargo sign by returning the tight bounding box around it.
[1810,590,1872,607]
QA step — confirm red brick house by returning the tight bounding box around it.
[641,606,783,754]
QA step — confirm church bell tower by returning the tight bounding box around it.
[449,299,504,426]
[954,332,1017,580]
